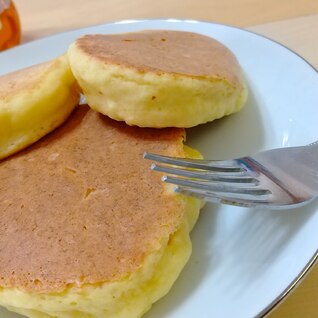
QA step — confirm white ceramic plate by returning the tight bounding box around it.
[1,19,318,318]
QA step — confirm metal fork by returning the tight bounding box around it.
[144,141,318,209]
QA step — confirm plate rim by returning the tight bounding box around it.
[1,18,318,318]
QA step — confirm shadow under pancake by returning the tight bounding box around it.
[144,203,220,318]
[0,308,24,318]
[186,85,265,160]
[97,112,185,143]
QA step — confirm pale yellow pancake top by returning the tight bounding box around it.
[0,59,62,99]
[0,106,188,293]
[74,30,244,87]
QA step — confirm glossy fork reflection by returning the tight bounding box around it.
[144,142,318,209]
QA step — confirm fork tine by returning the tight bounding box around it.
[144,142,318,209]
[175,186,270,207]
[144,152,245,173]
[163,176,271,196]
[152,163,259,184]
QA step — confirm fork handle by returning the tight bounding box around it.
[253,143,318,195]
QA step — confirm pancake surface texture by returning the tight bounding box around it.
[0,106,202,318]
[68,30,248,128]
[0,55,79,160]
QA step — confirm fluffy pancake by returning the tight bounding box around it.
[68,30,248,128]
[0,106,202,318]
[0,55,79,160]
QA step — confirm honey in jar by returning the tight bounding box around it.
[0,0,20,50]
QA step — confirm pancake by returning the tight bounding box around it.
[0,106,202,318]
[0,55,79,160]
[68,30,248,128]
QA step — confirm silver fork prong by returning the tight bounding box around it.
[175,186,270,207]
[151,163,259,185]
[144,152,245,173]
[163,176,271,196]
[144,142,318,209]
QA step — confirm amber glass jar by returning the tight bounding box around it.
[0,0,20,50]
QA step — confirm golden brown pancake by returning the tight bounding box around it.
[0,55,79,160]
[75,31,243,86]
[0,105,196,293]
[68,30,248,128]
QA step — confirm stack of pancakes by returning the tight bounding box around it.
[0,30,247,318]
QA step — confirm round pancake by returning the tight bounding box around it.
[68,30,248,128]
[0,106,202,318]
[0,55,79,160]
